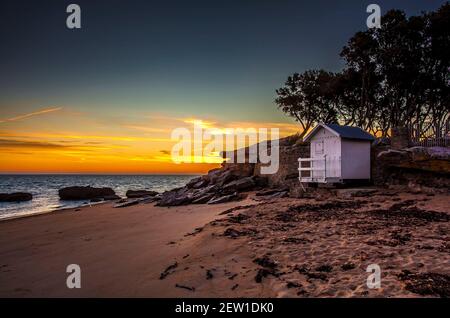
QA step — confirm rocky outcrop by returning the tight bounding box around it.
[207,192,240,205]
[0,192,33,202]
[156,173,255,207]
[223,134,309,188]
[156,134,311,206]
[126,190,159,198]
[377,147,450,173]
[373,146,450,189]
[222,177,255,193]
[58,186,116,200]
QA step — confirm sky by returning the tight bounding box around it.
[0,0,446,174]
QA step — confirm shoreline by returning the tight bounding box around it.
[0,174,200,222]
[0,201,111,223]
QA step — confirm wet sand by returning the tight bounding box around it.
[0,190,448,297]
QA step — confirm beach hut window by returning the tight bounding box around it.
[315,141,324,155]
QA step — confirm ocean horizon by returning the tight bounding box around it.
[0,174,198,220]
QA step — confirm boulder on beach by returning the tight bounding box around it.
[126,190,159,198]
[157,187,192,207]
[222,176,255,193]
[103,195,122,201]
[207,192,240,204]
[58,186,116,200]
[0,192,33,202]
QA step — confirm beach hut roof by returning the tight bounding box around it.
[303,123,375,142]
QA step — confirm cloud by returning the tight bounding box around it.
[160,150,170,155]
[0,139,72,150]
[0,107,63,124]
[124,125,169,133]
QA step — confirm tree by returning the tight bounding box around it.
[275,70,337,138]
[276,3,450,140]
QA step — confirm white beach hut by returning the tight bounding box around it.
[298,123,375,183]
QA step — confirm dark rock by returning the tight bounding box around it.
[398,270,450,298]
[228,273,238,280]
[126,190,158,198]
[223,227,257,238]
[206,168,225,184]
[286,281,303,289]
[305,272,328,281]
[207,192,239,204]
[283,237,311,244]
[373,146,450,188]
[218,203,261,215]
[59,186,115,200]
[175,284,195,292]
[103,195,121,201]
[159,262,178,280]
[192,179,209,189]
[184,227,203,236]
[215,170,236,186]
[191,192,215,204]
[226,213,250,224]
[221,162,255,178]
[157,188,191,206]
[315,264,333,272]
[256,187,289,197]
[254,256,280,283]
[222,177,255,193]
[186,176,210,189]
[186,177,203,188]
[265,191,288,199]
[0,192,32,202]
[253,256,277,269]
[341,263,356,271]
[255,268,273,283]
[253,176,269,188]
[113,199,140,208]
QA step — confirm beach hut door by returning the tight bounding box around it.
[314,140,324,155]
[312,141,325,180]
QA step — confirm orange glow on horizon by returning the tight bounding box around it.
[0,108,301,174]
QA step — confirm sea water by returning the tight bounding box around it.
[0,174,197,220]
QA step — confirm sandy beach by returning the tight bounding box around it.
[0,189,448,298]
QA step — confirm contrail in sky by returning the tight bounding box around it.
[0,107,63,123]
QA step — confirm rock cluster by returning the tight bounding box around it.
[156,170,266,206]
[58,186,119,201]
[126,190,159,198]
[156,135,312,206]
[372,146,450,190]
[0,192,33,202]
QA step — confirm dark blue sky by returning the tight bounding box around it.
[0,0,446,122]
